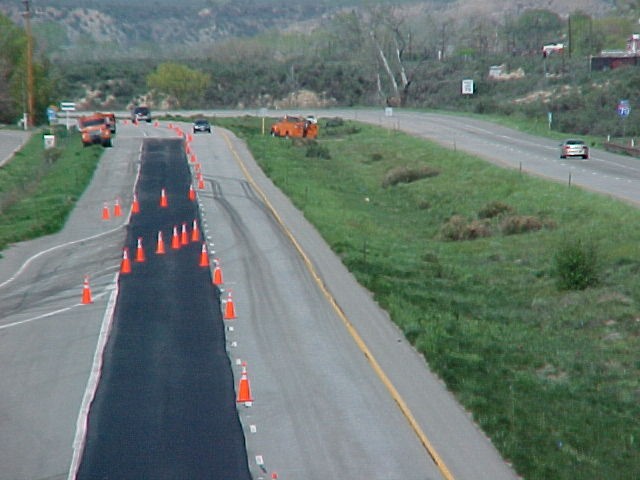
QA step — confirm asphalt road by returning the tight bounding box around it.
[0,129,30,166]
[76,138,251,479]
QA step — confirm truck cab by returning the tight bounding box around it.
[77,113,112,147]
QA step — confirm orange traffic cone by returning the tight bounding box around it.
[185,144,191,155]
[81,276,93,304]
[120,247,132,274]
[199,243,209,267]
[188,184,196,201]
[191,219,200,242]
[198,174,205,190]
[194,163,201,173]
[190,154,197,164]
[131,193,140,214]
[171,225,181,250]
[113,198,122,217]
[212,259,224,286]
[180,223,189,246]
[156,230,166,255]
[224,291,237,320]
[102,202,110,220]
[154,120,159,127]
[160,188,168,208]
[187,133,193,143]
[236,363,253,404]
[135,237,145,263]
[168,123,173,129]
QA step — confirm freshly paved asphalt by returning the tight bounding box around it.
[76,138,251,479]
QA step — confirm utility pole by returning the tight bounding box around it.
[22,0,34,128]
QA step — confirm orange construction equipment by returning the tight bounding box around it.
[132,193,140,214]
[270,114,318,139]
[113,198,122,217]
[78,113,113,147]
[81,276,93,304]
[120,247,132,274]
[171,225,181,250]
[135,237,145,263]
[212,259,224,286]
[102,202,110,220]
[188,184,196,201]
[224,291,237,320]
[180,222,189,246]
[155,231,166,255]
[191,219,200,242]
[236,362,253,404]
[160,188,168,208]
[199,243,209,267]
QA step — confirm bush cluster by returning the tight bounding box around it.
[441,215,492,240]
[381,165,440,188]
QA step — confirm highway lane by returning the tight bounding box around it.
[76,138,251,479]
[0,129,30,166]
[0,122,170,480]
[190,126,515,479]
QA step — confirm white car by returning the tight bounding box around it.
[560,139,589,159]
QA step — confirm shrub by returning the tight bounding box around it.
[478,200,514,219]
[382,165,440,188]
[553,239,600,290]
[305,141,331,159]
[441,215,492,241]
[500,215,543,235]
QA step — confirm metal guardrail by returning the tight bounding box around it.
[603,141,640,157]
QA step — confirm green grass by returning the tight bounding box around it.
[215,116,640,480]
[0,127,102,251]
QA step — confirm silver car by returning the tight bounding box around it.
[560,139,589,159]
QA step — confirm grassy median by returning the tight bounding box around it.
[216,116,640,480]
[0,127,102,252]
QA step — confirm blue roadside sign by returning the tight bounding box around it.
[618,99,631,117]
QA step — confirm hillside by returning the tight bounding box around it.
[0,0,616,59]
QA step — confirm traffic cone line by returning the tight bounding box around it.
[135,237,145,263]
[236,362,253,404]
[199,243,209,267]
[102,202,110,220]
[224,291,237,320]
[120,247,132,274]
[191,219,200,242]
[113,198,122,217]
[171,226,181,250]
[180,222,189,246]
[213,260,224,286]
[131,193,140,214]
[160,188,168,208]
[156,230,166,255]
[81,276,93,304]
[188,184,196,201]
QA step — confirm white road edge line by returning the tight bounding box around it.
[0,224,124,290]
[67,273,119,480]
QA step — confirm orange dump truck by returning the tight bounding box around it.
[270,115,318,139]
[78,113,112,147]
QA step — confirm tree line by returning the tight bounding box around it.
[5,6,640,138]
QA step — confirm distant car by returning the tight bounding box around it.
[193,118,211,133]
[560,139,589,159]
[131,106,152,123]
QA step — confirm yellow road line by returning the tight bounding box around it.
[220,130,456,480]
